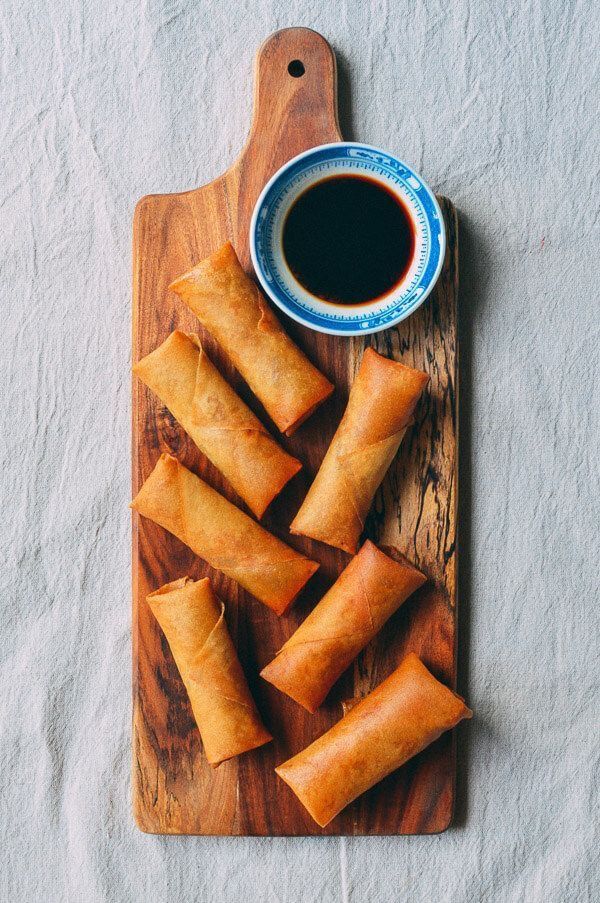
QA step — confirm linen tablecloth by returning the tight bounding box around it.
[1,1,598,900]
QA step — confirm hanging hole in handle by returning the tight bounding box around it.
[288,60,305,78]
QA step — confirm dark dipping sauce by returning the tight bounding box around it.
[282,174,415,305]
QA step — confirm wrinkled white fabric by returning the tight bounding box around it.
[1,1,598,901]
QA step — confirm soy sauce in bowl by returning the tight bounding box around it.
[282,175,415,305]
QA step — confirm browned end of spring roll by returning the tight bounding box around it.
[261,541,426,712]
[133,331,301,518]
[169,242,334,435]
[275,653,472,827]
[290,347,429,553]
[147,577,272,766]
[131,454,318,614]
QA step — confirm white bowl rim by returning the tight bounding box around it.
[249,141,446,337]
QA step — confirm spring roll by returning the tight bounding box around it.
[275,653,472,826]
[261,541,426,712]
[147,577,272,765]
[134,331,301,518]
[290,348,429,553]
[169,242,334,435]
[131,454,318,614]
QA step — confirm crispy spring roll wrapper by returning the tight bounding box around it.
[291,347,430,553]
[275,653,472,827]
[131,454,318,615]
[133,331,301,518]
[261,541,426,712]
[147,577,272,766]
[291,348,429,553]
[169,242,334,435]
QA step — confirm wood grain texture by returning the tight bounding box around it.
[132,27,459,836]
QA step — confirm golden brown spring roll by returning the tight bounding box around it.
[131,454,318,615]
[134,331,301,518]
[147,577,272,766]
[169,242,334,435]
[290,348,430,553]
[275,653,472,826]
[261,541,426,712]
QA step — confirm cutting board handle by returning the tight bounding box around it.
[240,28,342,170]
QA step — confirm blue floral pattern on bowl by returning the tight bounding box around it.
[250,143,445,337]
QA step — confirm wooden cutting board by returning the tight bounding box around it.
[132,27,459,836]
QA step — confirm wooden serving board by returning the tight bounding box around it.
[132,27,459,836]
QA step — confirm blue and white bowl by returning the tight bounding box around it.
[250,142,446,337]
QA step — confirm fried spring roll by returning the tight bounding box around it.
[147,577,271,765]
[290,348,429,553]
[169,242,334,435]
[131,454,318,614]
[275,654,472,826]
[134,331,301,518]
[261,541,426,712]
